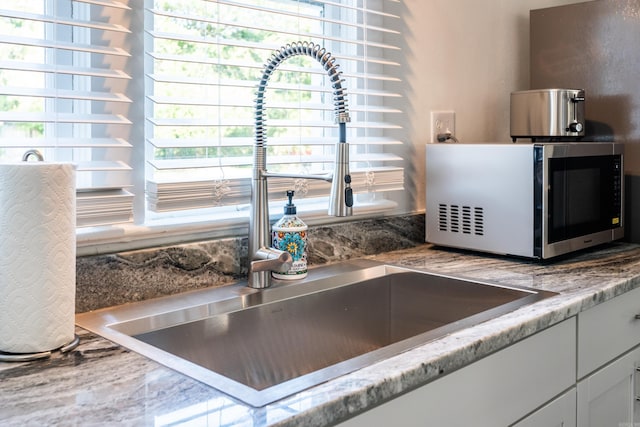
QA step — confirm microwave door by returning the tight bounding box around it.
[543,155,621,258]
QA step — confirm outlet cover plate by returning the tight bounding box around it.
[431,111,455,143]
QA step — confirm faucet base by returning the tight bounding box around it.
[248,247,293,289]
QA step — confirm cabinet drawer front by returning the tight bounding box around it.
[578,286,640,378]
[338,318,576,427]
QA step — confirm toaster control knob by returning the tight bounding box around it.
[569,122,584,133]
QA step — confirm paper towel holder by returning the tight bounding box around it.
[22,149,45,162]
[0,149,80,362]
[0,335,80,362]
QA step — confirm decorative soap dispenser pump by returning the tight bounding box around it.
[272,190,308,280]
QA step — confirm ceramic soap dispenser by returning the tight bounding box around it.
[272,190,308,279]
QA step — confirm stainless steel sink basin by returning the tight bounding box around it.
[76,260,556,407]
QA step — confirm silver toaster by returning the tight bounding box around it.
[510,88,585,141]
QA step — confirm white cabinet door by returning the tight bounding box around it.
[511,388,576,427]
[577,346,640,427]
[338,318,576,427]
[578,286,640,378]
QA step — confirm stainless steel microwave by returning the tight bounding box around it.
[426,142,624,259]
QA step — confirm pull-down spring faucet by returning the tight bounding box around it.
[248,41,353,289]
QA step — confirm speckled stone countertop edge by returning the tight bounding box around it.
[4,241,640,427]
[268,242,640,426]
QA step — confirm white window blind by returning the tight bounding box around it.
[1,0,404,238]
[0,0,134,227]
[145,0,405,214]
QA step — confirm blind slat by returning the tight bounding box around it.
[0,60,131,79]
[149,51,401,74]
[149,117,400,129]
[1,138,131,148]
[154,1,400,21]
[150,73,401,95]
[302,0,401,19]
[148,136,402,149]
[150,153,404,170]
[76,0,130,10]
[0,35,130,57]
[75,160,132,172]
[149,96,402,116]
[0,9,131,33]
[1,87,131,103]
[0,112,131,124]
[148,76,401,101]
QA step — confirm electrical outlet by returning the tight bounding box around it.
[430,111,455,143]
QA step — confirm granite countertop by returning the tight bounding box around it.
[3,242,640,426]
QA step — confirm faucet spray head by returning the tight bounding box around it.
[328,130,353,217]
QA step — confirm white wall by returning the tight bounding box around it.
[389,0,589,214]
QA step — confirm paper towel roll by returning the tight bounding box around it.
[0,162,76,353]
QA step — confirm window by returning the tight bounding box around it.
[0,0,404,250]
[0,0,135,227]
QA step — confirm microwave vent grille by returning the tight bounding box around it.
[438,204,484,236]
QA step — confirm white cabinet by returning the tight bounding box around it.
[337,318,576,427]
[511,388,576,427]
[578,286,640,378]
[577,346,640,426]
[576,285,640,426]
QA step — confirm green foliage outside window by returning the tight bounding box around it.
[152,0,322,163]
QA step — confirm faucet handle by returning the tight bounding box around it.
[248,248,293,288]
[328,142,353,216]
[251,248,293,273]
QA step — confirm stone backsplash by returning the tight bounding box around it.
[76,214,425,313]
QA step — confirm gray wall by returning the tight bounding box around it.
[530,0,640,242]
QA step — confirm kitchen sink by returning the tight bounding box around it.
[76,260,556,407]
